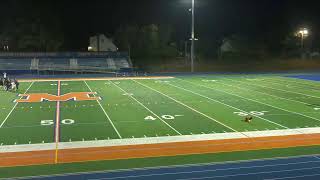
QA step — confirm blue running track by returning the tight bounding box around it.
[287,74,320,82]
[22,155,320,180]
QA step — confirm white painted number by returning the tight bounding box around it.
[40,119,75,126]
[41,120,54,126]
[233,112,248,117]
[144,115,183,121]
[234,111,268,117]
[161,115,175,120]
[61,119,75,125]
[202,80,217,82]
[144,116,157,121]
[155,81,170,83]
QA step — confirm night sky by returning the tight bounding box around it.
[1,0,320,50]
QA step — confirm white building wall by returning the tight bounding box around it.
[89,34,118,52]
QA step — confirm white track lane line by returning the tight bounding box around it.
[88,160,320,180]
[84,81,122,139]
[110,81,182,135]
[132,80,239,133]
[181,78,320,124]
[0,82,34,128]
[168,82,289,129]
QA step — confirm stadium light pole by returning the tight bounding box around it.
[190,0,195,72]
[296,28,309,50]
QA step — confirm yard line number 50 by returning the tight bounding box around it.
[41,119,75,126]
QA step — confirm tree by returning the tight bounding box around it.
[114,24,178,60]
[0,1,64,52]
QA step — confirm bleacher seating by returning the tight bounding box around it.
[0,52,131,74]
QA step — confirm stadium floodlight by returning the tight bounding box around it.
[88,46,93,51]
[296,28,309,49]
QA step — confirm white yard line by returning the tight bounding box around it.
[84,81,122,139]
[263,78,320,88]
[167,82,288,129]
[0,82,34,128]
[242,78,320,99]
[55,81,61,143]
[271,77,320,87]
[110,81,182,135]
[132,80,239,133]
[226,78,311,106]
[180,78,320,125]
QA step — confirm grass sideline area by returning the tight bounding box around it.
[1,145,320,179]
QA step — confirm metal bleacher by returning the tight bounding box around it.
[0,52,132,74]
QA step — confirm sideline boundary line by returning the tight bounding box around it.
[2,126,320,153]
[84,81,122,139]
[0,82,34,128]
[18,76,175,83]
[109,80,182,135]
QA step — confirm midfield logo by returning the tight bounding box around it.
[15,92,101,103]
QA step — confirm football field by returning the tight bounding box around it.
[1,74,320,146]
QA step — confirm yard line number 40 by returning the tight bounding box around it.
[145,115,183,121]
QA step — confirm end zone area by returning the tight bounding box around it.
[1,74,320,178]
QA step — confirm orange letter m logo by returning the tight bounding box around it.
[15,92,101,103]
